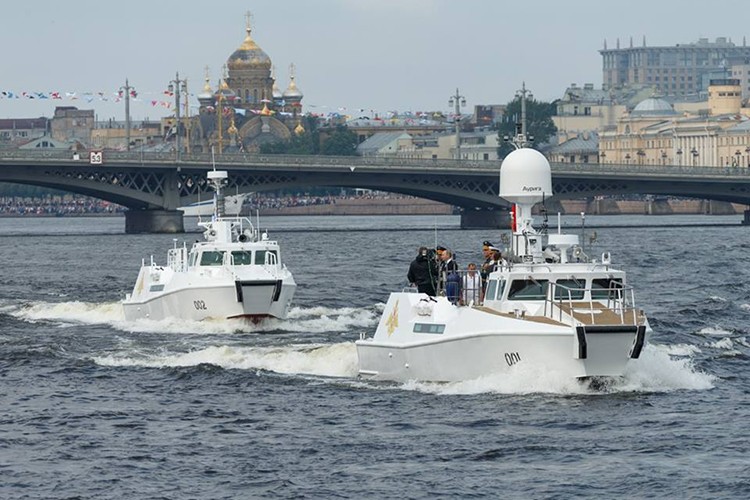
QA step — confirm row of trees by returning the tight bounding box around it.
[260,117,359,156]
[494,97,557,157]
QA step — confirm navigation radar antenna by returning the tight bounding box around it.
[499,148,553,260]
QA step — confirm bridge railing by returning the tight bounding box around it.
[3,148,750,178]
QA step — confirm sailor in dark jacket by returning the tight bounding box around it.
[407,246,438,296]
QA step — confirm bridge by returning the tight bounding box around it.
[1,149,750,232]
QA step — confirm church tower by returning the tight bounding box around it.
[226,13,274,111]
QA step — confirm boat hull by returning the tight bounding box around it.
[356,292,646,382]
[123,280,296,322]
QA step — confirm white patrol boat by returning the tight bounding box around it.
[123,170,296,322]
[356,147,649,382]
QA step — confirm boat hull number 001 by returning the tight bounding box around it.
[504,352,521,366]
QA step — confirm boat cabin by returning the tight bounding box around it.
[190,247,280,268]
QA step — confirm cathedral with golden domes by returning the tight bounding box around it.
[190,14,304,153]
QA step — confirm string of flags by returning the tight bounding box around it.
[1,89,175,108]
[1,89,452,123]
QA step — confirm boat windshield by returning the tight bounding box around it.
[508,279,549,301]
[200,251,225,266]
[591,278,623,299]
[554,278,586,300]
[231,251,253,265]
[255,250,278,265]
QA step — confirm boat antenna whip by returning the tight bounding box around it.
[539,193,549,235]
[580,211,586,254]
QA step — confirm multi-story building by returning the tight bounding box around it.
[600,37,750,96]
[51,106,95,144]
[730,63,750,100]
[598,79,750,168]
[0,118,49,147]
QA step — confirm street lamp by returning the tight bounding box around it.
[599,150,606,164]
[168,72,188,162]
[515,82,533,147]
[637,149,645,165]
[448,88,466,160]
[745,146,750,167]
[119,79,135,151]
[625,153,631,164]
[690,147,699,166]
[734,149,741,167]
[660,150,667,165]
[676,148,683,166]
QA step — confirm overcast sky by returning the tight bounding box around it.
[2,0,749,121]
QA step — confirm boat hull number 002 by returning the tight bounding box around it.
[193,300,207,310]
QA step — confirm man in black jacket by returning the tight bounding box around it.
[407,246,438,296]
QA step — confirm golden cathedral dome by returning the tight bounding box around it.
[294,121,305,135]
[227,23,271,71]
[197,71,214,102]
[215,77,236,101]
[283,64,303,99]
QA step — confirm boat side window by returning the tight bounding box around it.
[188,252,197,268]
[554,278,586,300]
[484,279,506,301]
[591,278,623,299]
[507,279,549,300]
[255,250,278,265]
[200,251,225,266]
[485,280,497,301]
[231,251,253,266]
[496,279,506,300]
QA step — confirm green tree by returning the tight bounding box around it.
[320,125,358,156]
[259,115,321,155]
[496,97,557,157]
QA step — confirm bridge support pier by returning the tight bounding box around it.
[743,210,750,225]
[125,209,184,234]
[460,209,511,229]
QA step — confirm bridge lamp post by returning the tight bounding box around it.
[119,79,135,151]
[636,149,645,165]
[676,148,683,166]
[448,88,466,160]
[745,146,750,167]
[690,147,699,166]
[599,151,606,164]
[734,150,741,167]
[625,153,631,165]
[661,150,667,165]
[168,72,188,162]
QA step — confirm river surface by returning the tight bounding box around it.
[1,214,749,499]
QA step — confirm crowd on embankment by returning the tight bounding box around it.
[0,196,125,216]
[0,193,745,217]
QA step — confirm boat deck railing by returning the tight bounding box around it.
[167,246,188,272]
[543,282,643,326]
